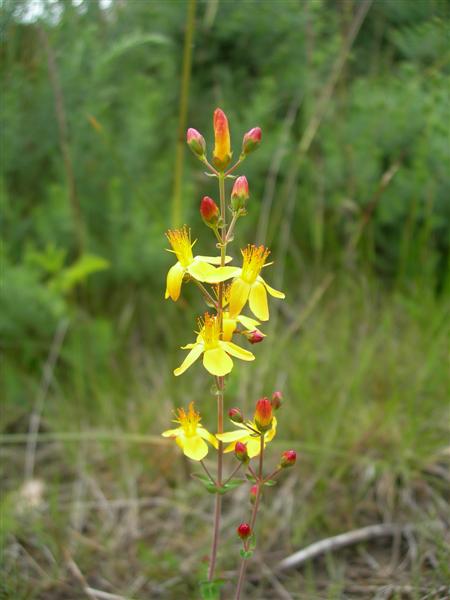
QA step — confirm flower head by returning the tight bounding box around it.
[216,284,262,342]
[249,484,258,504]
[200,196,219,228]
[228,244,285,321]
[161,402,217,461]
[213,108,232,170]
[234,441,249,463]
[254,397,273,433]
[245,329,265,344]
[231,176,249,212]
[186,128,206,158]
[280,450,297,468]
[174,313,255,377]
[237,523,251,540]
[242,127,262,156]
[165,226,234,302]
[271,390,283,410]
[229,407,244,423]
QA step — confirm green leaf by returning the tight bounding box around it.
[245,473,257,483]
[199,579,225,600]
[223,478,245,491]
[192,473,218,493]
[239,549,253,559]
[264,479,277,487]
[51,254,109,294]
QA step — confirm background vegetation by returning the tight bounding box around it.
[1,0,449,598]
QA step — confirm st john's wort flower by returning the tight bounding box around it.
[174,313,255,377]
[161,402,217,461]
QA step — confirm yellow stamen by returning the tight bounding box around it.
[198,313,221,349]
[175,401,201,436]
[166,225,194,267]
[241,245,270,284]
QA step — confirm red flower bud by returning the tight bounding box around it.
[249,484,258,505]
[246,329,265,344]
[186,128,206,158]
[231,176,249,212]
[271,391,283,410]
[229,407,244,423]
[234,441,249,463]
[242,127,262,156]
[254,397,273,433]
[280,450,297,468]
[213,108,232,170]
[237,522,251,540]
[200,196,219,228]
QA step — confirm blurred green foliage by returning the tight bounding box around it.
[1,0,449,399]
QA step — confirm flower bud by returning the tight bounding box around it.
[280,450,297,468]
[231,176,249,212]
[234,441,249,463]
[242,127,262,156]
[249,484,258,505]
[213,108,232,170]
[271,391,283,410]
[254,397,273,433]
[186,128,206,158]
[228,407,244,423]
[237,522,251,540]
[200,196,219,228]
[245,329,265,344]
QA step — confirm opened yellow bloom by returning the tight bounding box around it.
[162,402,218,461]
[165,226,233,301]
[227,245,285,321]
[216,417,277,458]
[174,313,255,377]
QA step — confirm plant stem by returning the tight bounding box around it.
[223,462,242,486]
[200,460,216,485]
[225,212,240,243]
[208,172,228,583]
[193,280,217,308]
[234,435,264,600]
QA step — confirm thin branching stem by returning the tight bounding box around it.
[235,435,265,599]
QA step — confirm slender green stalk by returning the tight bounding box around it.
[208,171,228,582]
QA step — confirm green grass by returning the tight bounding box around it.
[1,273,449,599]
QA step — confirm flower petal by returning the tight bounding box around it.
[182,435,209,461]
[220,341,255,361]
[203,347,233,376]
[216,430,248,443]
[202,266,239,283]
[187,261,218,282]
[195,255,233,265]
[259,276,285,299]
[161,427,182,438]
[229,277,251,316]
[174,343,204,376]
[222,316,237,342]
[198,427,219,449]
[249,280,269,321]
[247,437,263,458]
[236,314,260,329]
[165,262,185,301]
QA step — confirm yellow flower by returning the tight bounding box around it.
[161,402,218,461]
[165,226,234,301]
[174,313,255,377]
[216,417,277,458]
[228,245,285,321]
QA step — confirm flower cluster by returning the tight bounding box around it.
[161,108,296,598]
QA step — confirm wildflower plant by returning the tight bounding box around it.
[162,109,296,599]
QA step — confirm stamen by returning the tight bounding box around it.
[241,245,270,283]
[165,225,194,267]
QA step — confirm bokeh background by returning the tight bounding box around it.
[1,0,449,598]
